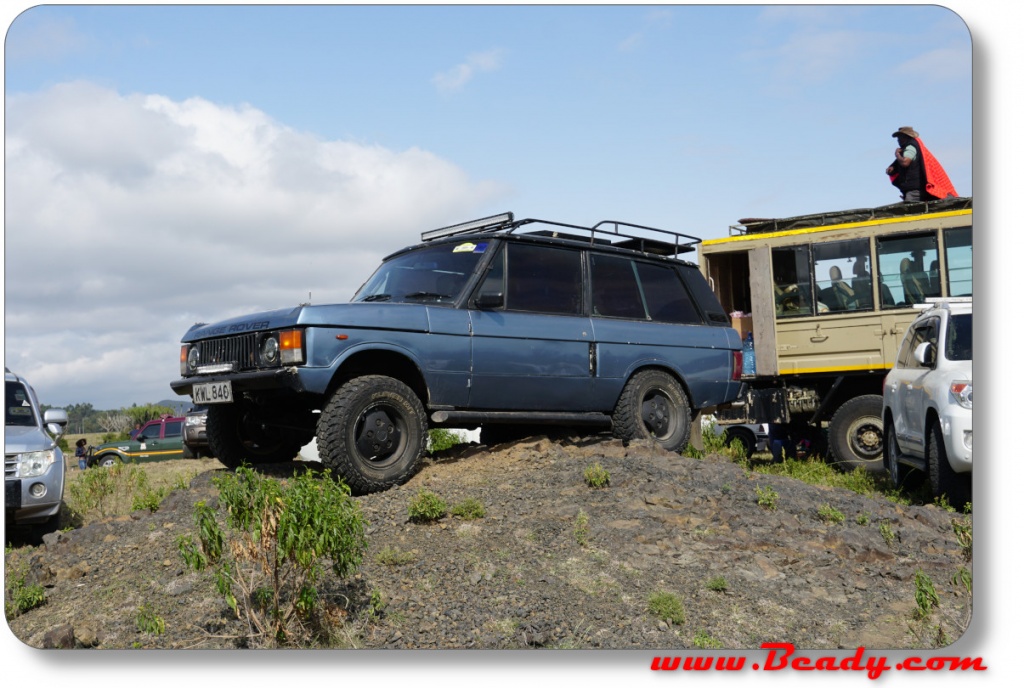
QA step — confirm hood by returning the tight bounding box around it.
[4,425,57,454]
[183,303,432,342]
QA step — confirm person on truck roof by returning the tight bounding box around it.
[886,126,958,203]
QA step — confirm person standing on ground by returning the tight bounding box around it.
[886,126,958,202]
[75,438,88,470]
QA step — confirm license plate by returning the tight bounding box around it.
[193,381,233,404]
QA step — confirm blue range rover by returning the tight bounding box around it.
[171,213,743,493]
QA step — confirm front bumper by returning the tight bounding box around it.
[5,464,64,525]
[940,407,973,473]
[170,367,304,397]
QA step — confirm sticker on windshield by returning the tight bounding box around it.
[453,243,476,253]
[473,242,488,253]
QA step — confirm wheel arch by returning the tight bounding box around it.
[621,363,694,410]
[327,347,429,407]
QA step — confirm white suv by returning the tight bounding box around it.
[882,298,972,507]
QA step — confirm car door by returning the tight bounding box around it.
[892,317,939,455]
[468,241,595,410]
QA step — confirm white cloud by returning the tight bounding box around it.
[4,81,505,409]
[431,49,503,93]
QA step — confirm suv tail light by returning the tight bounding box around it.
[731,351,743,380]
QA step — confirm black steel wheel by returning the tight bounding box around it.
[206,402,304,470]
[611,370,691,452]
[317,375,427,495]
[828,395,885,473]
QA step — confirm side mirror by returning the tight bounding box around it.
[475,291,504,309]
[913,341,936,367]
[44,408,69,437]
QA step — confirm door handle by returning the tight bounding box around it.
[810,335,829,343]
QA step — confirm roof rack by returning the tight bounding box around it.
[422,212,702,256]
[731,196,972,235]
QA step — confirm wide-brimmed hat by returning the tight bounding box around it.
[892,126,919,138]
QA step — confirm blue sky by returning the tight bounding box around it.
[1,0,1018,682]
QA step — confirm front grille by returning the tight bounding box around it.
[195,333,262,372]
[5,454,19,478]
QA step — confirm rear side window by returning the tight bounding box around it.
[636,263,702,324]
[590,254,646,319]
[678,266,728,324]
[164,421,182,437]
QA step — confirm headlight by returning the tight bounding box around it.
[186,415,204,426]
[16,449,57,478]
[182,345,200,375]
[950,381,972,409]
[261,336,280,365]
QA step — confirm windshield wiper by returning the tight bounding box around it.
[360,293,392,302]
[403,292,452,301]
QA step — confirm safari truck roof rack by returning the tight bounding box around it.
[729,196,972,236]
[422,212,702,256]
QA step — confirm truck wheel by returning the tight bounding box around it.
[611,370,691,452]
[927,421,970,509]
[207,403,303,470]
[828,395,885,473]
[723,426,757,458]
[96,453,121,468]
[317,375,427,495]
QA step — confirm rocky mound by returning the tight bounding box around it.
[5,437,971,650]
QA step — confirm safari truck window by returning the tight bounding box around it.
[876,232,939,308]
[811,239,872,313]
[772,245,815,317]
[945,226,972,297]
[590,254,646,319]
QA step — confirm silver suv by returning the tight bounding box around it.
[5,368,69,529]
[882,298,972,508]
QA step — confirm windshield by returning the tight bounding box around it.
[945,312,972,361]
[6,381,39,428]
[353,241,490,305]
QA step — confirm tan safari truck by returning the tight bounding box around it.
[697,197,972,472]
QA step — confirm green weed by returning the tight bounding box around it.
[573,509,590,547]
[755,485,778,511]
[451,498,486,520]
[705,576,728,593]
[693,630,724,649]
[408,489,448,522]
[647,590,685,625]
[375,546,416,566]
[817,504,845,524]
[879,519,897,548]
[914,570,940,619]
[583,462,610,489]
[135,603,166,635]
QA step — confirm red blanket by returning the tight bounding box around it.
[889,137,958,199]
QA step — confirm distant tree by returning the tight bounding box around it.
[97,412,132,434]
[124,404,176,427]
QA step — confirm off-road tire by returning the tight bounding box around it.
[927,421,970,509]
[724,426,757,459]
[206,402,304,470]
[828,395,885,473]
[317,375,427,495]
[611,370,691,452]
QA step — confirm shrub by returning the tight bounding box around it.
[375,546,416,566]
[408,489,448,522]
[693,630,724,649]
[647,591,685,625]
[817,504,844,524]
[451,498,486,520]
[705,576,728,592]
[6,575,46,618]
[573,509,590,547]
[67,462,151,518]
[755,485,778,511]
[178,466,368,646]
[914,570,940,619]
[583,463,610,488]
[136,603,166,635]
[428,428,464,453]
